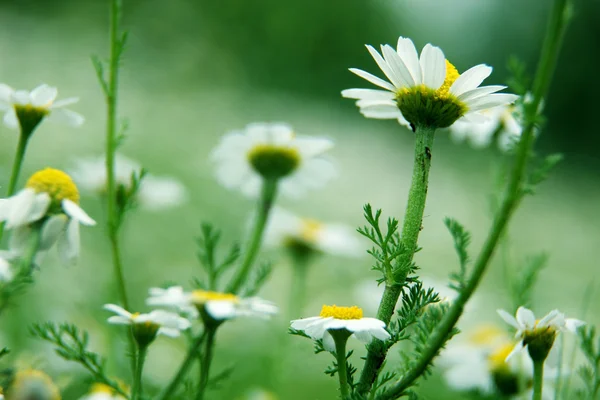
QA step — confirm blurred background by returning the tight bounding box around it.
[0,0,599,398]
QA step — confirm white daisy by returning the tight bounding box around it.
[211,122,336,198]
[78,383,127,400]
[342,36,518,129]
[69,154,187,211]
[0,256,13,282]
[0,83,84,130]
[146,286,278,321]
[0,168,96,265]
[104,304,191,340]
[290,305,390,352]
[497,306,585,361]
[264,207,363,257]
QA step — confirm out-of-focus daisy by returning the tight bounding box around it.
[0,83,84,131]
[78,383,127,400]
[264,207,363,258]
[146,286,278,321]
[290,304,389,351]
[497,307,584,362]
[0,168,96,265]
[0,257,13,282]
[69,154,187,211]
[244,388,278,400]
[450,104,522,150]
[4,369,61,400]
[104,304,191,346]
[342,36,518,129]
[211,123,336,198]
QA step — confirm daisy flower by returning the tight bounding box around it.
[290,304,390,351]
[264,207,363,258]
[0,256,13,282]
[146,286,278,322]
[69,154,187,211]
[497,306,585,362]
[78,383,127,400]
[5,369,61,400]
[211,122,336,198]
[0,168,96,265]
[342,36,518,129]
[104,304,191,346]
[0,83,84,131]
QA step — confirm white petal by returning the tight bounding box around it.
[27,193,52,223]
[30,84,58,107]
[291,317,323,330]
[419,44,446,89]
[341,88,395,101]
[8,226,31,254]
[360,104,403,119]
[104,304,132,318]
[381,44,415,87]
[366,45,404,88]
[450,64,492,96]
[107,316,133,325]
[497,309,520,329]
[352,329,374,344]
[6,189,37,228]
[39,215,68,251]
[52,97,79,108]
[158,327,182,337]
[47,108,85,127]
[516,307,536,329]
[349,68,395,91]
[322,330,336,352]
[457,85,507,102]
[505,341,525,362]
[57,219,80,266]
[467,94,520,113]
[396,37,422,84]
[370,326,391,341]
[62,199,96,226]
[0,83,14,103]
[205,300,237,320]
[565,318,585,333]
[12,90,32,105]
[3,109,19,129]
[294,137,334,158]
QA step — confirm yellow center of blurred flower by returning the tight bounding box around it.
[320,305,363,320]
[192,290,239,304]
[90,383,114,394]
[26,168,80,205]
[247,145,300,180]
[488,343,514,371]
[8,369,61,400]
[469,325,506,346]
[300,219,322,243]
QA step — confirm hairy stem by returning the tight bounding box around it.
[335,334,351,399]
[226,179,278,293]
[357,126,435,393]
[196,327,217,400]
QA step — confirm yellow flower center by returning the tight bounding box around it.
[90,383,114,394]
[469,325,506,346]
[8,369,61,400]
[300,219,322,243]
[488,343,515,371]
[319,305,363,320]
[192,290,239,304]
[247,145,300,180]
[435,60,460,99]
[25,168,80,205]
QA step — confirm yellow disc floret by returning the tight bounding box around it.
[26,168,80,208]
[300,219,322,243]
[192,290,239,304]
[320,305,363,320]
[435,60,460,99]
[488,343,514,371]
[247,145,300,180]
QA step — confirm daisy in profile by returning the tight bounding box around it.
[69,154,187,211]
[146,286,278,322]
[211,123,336,198]
[264,207,363,258]
[291,304,389,351]
[0,83,84,132]
[342,36,518,129]
[78,383,127,400]
[4,369,61,400]
[0,168,96,265]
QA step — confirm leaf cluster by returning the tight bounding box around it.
[507,252,547,311]
[194,222,241,291]
[444,218,471,292]
[576,326,600,399]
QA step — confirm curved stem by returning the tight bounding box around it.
[157,332,207,400]
[226,179,278,293]
[196,327,217,400]
[532,361,545,400]
[334,334,351,399]
[132,345,148,400]
[357,126,435,393]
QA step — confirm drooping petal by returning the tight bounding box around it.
[104,304,132,318]
[349,68,395,91]
[62,199,96,226]
[322,330,336,352]
[505,340,525,362]
[497,309,520,329]
[39,215,68,251]
[27,193,51,223]
[419,44,446,89]
[47,108,85,127]
[352,329,374,344]
[341,88,395,101]
[3,108,19,129]
[565,318,586,333]
[449,64,493,96]
[6,189,37,228]
[57,219,80,266]
[107,316,133,325]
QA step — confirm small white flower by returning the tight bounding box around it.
[497,306,585,361]
[70,154,187,211]
[0,168,95,265]
[450,104,522,150]
[0,83,84,129]
[290,305,390,352]
[104,304,191,338]
[78,383,127,400]
[211,122,336,198]
[0,256,13,282]
[146,286,278,321]
[342,36,518,129]
[264,207,363,257]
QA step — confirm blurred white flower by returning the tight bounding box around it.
[245,388,278,400]
[0,83,84,129]
[0,168,96,265]
[290,305,389,351]
[70,154,187,211]
[5,369,61,400]
[497,306,585,361]
[264,207,363,257]
[342,36,518,129]
[211,122,336,198]
[146,286,278,321]
[79,383,127,400]
[104,304,191,339]
[0,256,13,282]
[450,104,522,150]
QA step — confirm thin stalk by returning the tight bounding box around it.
[533,361,545,400]
[377,0,571,397]
[132,345,148,400]
[157,332,207,400]
[357,126,435,393]
[226,179,278,293]
[288,254,311,318]
[335,335,351,399]
[196,327,217,400]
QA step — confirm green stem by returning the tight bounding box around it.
[288,254,311,318]
[196,327,217,400]
[376,0,571,398]
[226,179,278,293]
[157,332,207,400]
[357,126,435,393]
[334,333,351,399]
[132,345,148,400]
[533,361,545,400]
